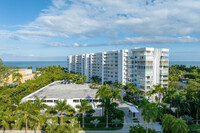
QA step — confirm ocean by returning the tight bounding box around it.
[4,61,67,71]
[3,61,200,72]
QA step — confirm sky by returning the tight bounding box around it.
[0,0,200,61]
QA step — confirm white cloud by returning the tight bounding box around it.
[125,36,200,44]
[29,54,35,57]
[46,36,200,47]
[1,0,200,45]
[46,42,87,47]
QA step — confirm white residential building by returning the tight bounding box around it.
[67,47,169,93]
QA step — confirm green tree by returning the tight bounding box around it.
[12,72,23,84]
[83,76,86,81]
[111,87,123,102]
[149,84,165,106]
[45,107,58,117]
[98,97,119,128]
[171,94,190,118]
[141,103,153,133]
[90,76,101,84]
[0,109,11,132]
[16,101,41,133]
[45,119,57,133]
[0,59,12,84]
[185,81,200,125]
[113,82,123,89]
[162,114,175,133]
[75,99,92,128]
[33,96,48,110]
[27,66,33,69]
[162,114,188,133]
[12,95,22,106]
[171,118,188,133]
[55,99,74,125]
[0,58,3,66]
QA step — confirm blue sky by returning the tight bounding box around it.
[0,0,200,61]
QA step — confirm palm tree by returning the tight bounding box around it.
[33,96,48,110]
[123,83,142,102]
[163,87,178,105]
[192,97,200,125]
[83,76,86,81]
[95,85,112,116]
[12,72,22,84]
[16,101,40,133]
[95,85,112,99]
[75,100,92,128]
[149,84,165,105]
[150,103,160,130]
[113,82,123,89]
[0,109,10,133]
[111,87,123,102]
[171,94,190,118]
[45,119,57,133]
[55,99,74,125]
[171,118,188,133]
[12,95,22,106]
[141,103,152,133]
[98,97,119,128]
[45,106,58,117]
[162,114,175,133]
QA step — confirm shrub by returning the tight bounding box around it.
[181,115,194,125]
[129,125,161,133]
[76,80,84,84]
[111,118,121,127]
[90,118,100,127]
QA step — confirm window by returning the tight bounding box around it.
[73,100,79,103]
[93,100,99,102]
[46,100,53,103]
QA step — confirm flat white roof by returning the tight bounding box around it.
[25,81,97,99]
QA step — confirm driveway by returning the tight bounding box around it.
[79,101,134,133]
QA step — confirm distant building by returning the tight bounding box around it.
[0,69,35,86]
[68,47,169,93]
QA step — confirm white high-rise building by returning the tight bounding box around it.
[67,47,169,93]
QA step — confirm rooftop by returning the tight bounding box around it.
[27,81,97,99]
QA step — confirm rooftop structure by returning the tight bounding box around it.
[27,82,97,99]
[22,81,100,110]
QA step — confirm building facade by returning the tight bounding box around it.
[68,47,169,93]
[0,69,35,86]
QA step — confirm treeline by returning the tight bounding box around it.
[169,64,200,82]
[0,65,85,108]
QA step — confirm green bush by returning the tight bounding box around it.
[78,116,106,123]
[44,117,78,124]
[129,125,161,133]
[76,80,84,84]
